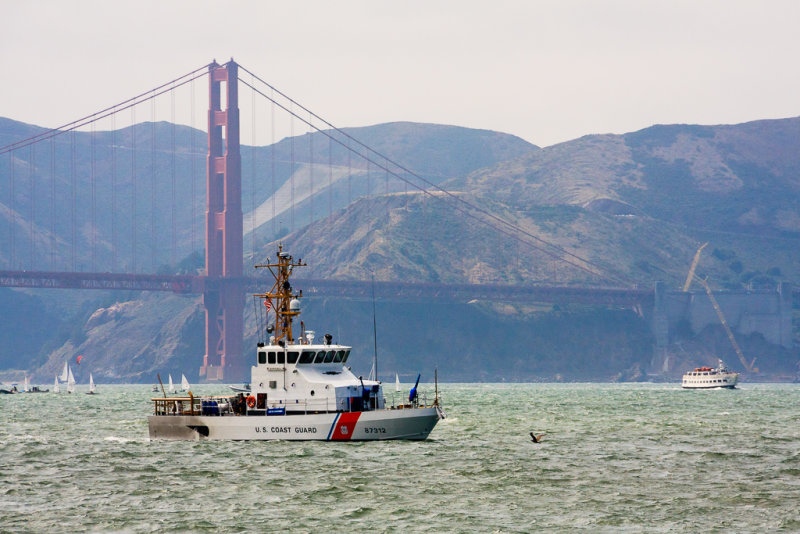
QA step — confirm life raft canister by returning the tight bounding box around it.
[246,395,256,408]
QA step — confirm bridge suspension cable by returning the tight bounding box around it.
[0,64,212,155]
[237,64,631,286]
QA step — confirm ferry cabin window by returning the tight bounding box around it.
[288,351,299,364]
[299,351,315,364]
[258,351,267,364]
[268,352,277,364]
[278,352,285,364]
[314,351,326,363]
[324,351,336,363]
[342,350,350,363]
[334,350,345,363]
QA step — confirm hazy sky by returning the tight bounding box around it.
[2,0,799,147]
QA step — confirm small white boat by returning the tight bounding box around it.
[86,373,97,395]
[229,383,251,393]
[168,374,175,394]
[53,375,60,393]
[395,373,401,392]
[59,361,68,383]
[149,246,444,441]
[66,366,76,394]
[180,374,190,392]
[682,359,739,389]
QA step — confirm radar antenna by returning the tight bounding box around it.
[254,244,307,344]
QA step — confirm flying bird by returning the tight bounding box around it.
[530,432,545,443]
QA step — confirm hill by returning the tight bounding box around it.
[1,116,799,383]
[0,118,536,271]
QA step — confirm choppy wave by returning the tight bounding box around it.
[1,383,798,532]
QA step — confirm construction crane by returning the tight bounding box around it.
[684,244,757,373]
[683,242,708,292]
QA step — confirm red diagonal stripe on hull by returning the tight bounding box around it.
[330,412,361,440]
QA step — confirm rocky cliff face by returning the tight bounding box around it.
[36,293,203,384]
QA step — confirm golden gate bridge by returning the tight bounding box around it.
[0,59,652,381]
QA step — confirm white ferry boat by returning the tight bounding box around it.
[681,359,739,389]
[149,246,444,441]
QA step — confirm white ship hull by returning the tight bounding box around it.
[681,372,738,389]
[149,406,442,441]
[681,359,739,389]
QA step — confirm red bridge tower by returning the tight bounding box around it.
[200,60,244,381]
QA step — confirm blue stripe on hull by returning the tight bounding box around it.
[326,413,341,440]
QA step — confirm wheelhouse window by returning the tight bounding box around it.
[314,351,326,364]
[334,350,345,363]
[288,351,299,364]
[268,352,276,364]
[324,351,336,363]
[278,352,285,364]
[258,351,267,364]
[342,350,350,363]
[299,351,315,364]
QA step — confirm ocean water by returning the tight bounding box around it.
[1,383,798,533]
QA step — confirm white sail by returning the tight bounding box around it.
[59,361,68,382]
[395,373,401,392]
[23,375,29,393]
[168,374,175,393]
[66,366,75,394]
[87,373,96,394]
[180,374,190,391]
[53,375,60,393]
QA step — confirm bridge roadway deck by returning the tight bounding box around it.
[0,270,653,306]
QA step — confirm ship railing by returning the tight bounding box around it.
[386,392,437,410]
[267,397,377,414]
[267,397,332,414]
[260,392,437,415]
[151,395,233,416]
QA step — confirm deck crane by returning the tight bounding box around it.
[683,244,757,373]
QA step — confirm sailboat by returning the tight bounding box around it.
[66,366,75,394]
[168,374,175,394]
[59,361,68,383]
[53,375,60,393]
[180,374,190,392]
[395,373,401,392]
[22,375,29,393]
[86,373,97,395]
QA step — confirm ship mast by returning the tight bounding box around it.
[254,245,306,345]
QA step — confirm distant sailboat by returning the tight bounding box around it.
[395,373,401,392]
[22,375,29,393]
[86,373,96,395]
[66,366,75,394]
[53,375,60,393]
[59,361,68,382]
[180,374,190,392]
[168,374,175,394]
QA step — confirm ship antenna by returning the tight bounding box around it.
[371,271,379,382]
